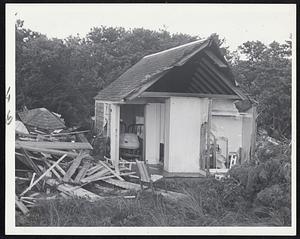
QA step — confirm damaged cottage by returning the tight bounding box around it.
[94,35,257,176]
[15,35,257,216]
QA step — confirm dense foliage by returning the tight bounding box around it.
[231,40,292,139]
[16,20,291,139]
[16,20,198,126]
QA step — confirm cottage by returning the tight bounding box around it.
[94,35,257,176]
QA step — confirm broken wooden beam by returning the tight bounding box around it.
[46,178,103,201]
[15,195,29,215]
[16,145,79,158]
[77,133,89,143]
[63,152,88,182]
[98,160,125,181]
[74,161,91,183]
[16,140,93,150]
[20,154,68,196]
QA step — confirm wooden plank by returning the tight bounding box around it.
[250,106,257,161]
[20,154,67,196]
[140,91,240,100]
[103,178,141,190]
[16,141,93,150]
[195,66,225,93]
[44,161,62,180]
[204,49,227,67]
[18,148,43,191]
[44,130,90,137]
[110,104,120,174]
[193,70,217,93]
[15,195,29,214]
[86,164,103,176]
[77,133,89,143]
[98,160,124,181]
[19,148,44,176]
[15,154,31,168]
[82,172,136,184]
[74,161,92,183]
[63,152,86,182]
[16,145,79,158]
[46,178,103,201]
[201,58,245,99]
[80,168,110,183]
[47,159,67,176]
[206,99,212,174]
[29,173,36,187]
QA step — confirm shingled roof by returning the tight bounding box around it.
[95,35,248,102]
[95,38,213,101]
[18,108,66,130]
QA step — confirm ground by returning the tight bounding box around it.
[16,175,290,227]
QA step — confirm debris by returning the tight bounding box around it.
[15,195,29,215]
[15,111,186,216]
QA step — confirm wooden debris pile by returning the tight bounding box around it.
[15,128,137,215]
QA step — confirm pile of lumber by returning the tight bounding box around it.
[15,131,137,215]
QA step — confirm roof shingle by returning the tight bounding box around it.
[18,108,66,130]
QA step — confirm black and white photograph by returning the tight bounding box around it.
[5,3,296,235]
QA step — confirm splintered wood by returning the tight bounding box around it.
[15,130,138,214]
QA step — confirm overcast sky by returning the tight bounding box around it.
[13,4,296,51]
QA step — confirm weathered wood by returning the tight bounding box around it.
[80,168,110,183]
[250,106,257,161]
[16,140,93,150]
[101,172,135,180]
[103,178,141,190]
[18,148,43,190]
[19,148,44,176]
[20,154,67,196]
[204,49,227,68]
[140,91,241,100]
[98,160,124,181]
[44,161,62,180]
[201,58,245,99]
[206,99,212,174]
[15,195,29,214]
[44,130,90,137]
[47,159,66,176]
[77,133,89,143]
[86,164,103,176]
[63,152,86,182]
[29,172,36,187]
[110,104,120,174]
[103,179,188,202]
[74,161,92,183]
[16,145,79,158]
[46,178,103,201]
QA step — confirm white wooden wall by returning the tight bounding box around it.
[164,97,207,173]
[144,103,162,164]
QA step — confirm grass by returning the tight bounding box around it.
[16,177,288,227]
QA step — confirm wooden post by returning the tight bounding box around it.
[206,99,212,174]
[110,104,120,174]
[250,106,257,160]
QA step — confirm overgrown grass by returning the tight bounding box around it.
[16,177,287,226]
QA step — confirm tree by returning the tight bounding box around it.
[16,21,199,126]
[232,40,291,139]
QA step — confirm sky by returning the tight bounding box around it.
[12,3,296,51]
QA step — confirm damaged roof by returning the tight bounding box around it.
[18,108,66,130]
[95,36,246,102]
